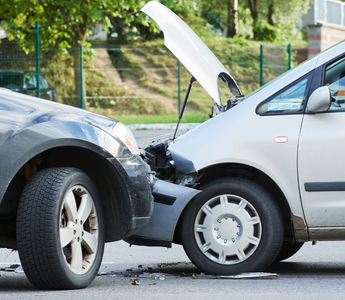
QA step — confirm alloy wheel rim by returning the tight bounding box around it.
[59,185,99,275]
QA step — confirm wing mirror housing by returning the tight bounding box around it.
[23,85,37,94]
[306,86,331,114]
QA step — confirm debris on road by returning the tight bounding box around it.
[0,264,24,273]
[131,278,142,285]
[139,272,172,280]
[192,272,279,280]
[97,270,116,277]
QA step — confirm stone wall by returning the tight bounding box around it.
[308,24,345,58]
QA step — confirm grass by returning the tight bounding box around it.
[101,38,265,116]
[111,112,210,124]
[40,37,304,121]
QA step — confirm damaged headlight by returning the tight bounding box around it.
[112,122,140,156]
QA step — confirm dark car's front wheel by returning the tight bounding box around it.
[180,178,284,275]
[16,167,105,290]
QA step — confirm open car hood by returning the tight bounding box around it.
[141,1,241,106]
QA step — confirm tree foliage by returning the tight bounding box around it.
[1,0,149,107]
[249,0,311,41]
[0,0,314,107]
[199,0,311,42]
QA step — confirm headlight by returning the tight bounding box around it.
[112,122,140,156]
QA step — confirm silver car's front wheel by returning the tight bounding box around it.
[181,178,283,275]
[194,194,262,265]
[17,167,105,290]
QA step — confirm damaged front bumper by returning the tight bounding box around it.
[117,155,154,236]
[124,179,200,247]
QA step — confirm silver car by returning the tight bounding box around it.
[125,1,345,275]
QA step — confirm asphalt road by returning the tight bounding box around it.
[2,130,345,299]
[2,240,345,299]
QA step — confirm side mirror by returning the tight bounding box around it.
[22,84,36,94]
[306,86,331,113]
[26,84,36,91]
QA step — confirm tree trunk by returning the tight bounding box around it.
[268,1,274,26]
[71,45,86,108]
[247,0,259,39]
[227,0,238,38]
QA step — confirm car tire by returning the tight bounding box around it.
[16,167,105,290]
[275,242,304,262]
[180,177,284,275]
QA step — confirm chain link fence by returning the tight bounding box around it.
[260,44,292,86]
[0,21,297,116]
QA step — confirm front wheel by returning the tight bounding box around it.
[16,167,105,290]
[180,178,284,275]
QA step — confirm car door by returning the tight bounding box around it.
[298,55,345,230]
[38,75,51,100]
[24,72,37,96]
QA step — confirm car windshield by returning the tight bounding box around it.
[0,74,22,90]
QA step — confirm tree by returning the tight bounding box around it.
[37,0,120,108]
[245,0,312,41]
[1,0,146,107]
[198,0,238,37]
[267,0,274,26]
[2,0,200,106]
[227,0,238,38]
[246,0,259,38]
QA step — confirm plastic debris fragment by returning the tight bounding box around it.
[0,264,23,273]
[192,272,279,279]
[131,278,141,285]
[97,270,117,277]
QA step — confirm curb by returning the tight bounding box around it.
[127,123,201,131]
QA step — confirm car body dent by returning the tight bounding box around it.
[141,1,241,106]
[168,147,197,174]
[125,179,201,245]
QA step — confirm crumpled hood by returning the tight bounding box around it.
[141,1,241,106]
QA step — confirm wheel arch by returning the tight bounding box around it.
[0,139,133,245]
[173,162,295,244]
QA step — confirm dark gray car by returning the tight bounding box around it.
[0,70,58,101]
[0,88,154,289]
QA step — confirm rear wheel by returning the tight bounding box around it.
[180,178,284,275]
[17,167,104,290]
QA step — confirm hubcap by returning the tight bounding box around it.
[194,194,262,265]
[59,185,98,275]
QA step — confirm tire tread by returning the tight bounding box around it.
[16,167,103,290]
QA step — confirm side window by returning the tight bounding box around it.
[39,75,48,89]
[24,73,36,87]
[257,75,311,115]
[324,57,345,111]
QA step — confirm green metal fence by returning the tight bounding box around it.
[83,45,182,115]
[0,21,296,116]
[260,44,292,86]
